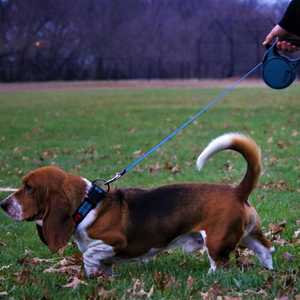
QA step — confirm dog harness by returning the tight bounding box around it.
[73,182,107,226]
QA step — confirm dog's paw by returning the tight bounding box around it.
[85,265,100,277]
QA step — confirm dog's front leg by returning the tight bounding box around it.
[83,240,115,276]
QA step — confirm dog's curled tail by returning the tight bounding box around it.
[196,133,261,199]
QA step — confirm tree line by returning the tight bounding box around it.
[0,0,292,82]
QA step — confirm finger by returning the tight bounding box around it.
[282,41,294,52]
[286,43,295,52]
[276,41,283,50]
[280,41,289,52]
[290,45,300,53]
[278,41,299,53]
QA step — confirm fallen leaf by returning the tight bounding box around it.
[43,265,81,274]
[123,278,154,299]
[244,288,268,298]
[261,275,274,290]
[133,149,143,156]
[13,147,23,153]
[294,229,300,238]
[62,276,88,289]
[149,162,161,173]
[268,220,287,241]
[60,254,83,267]
[165,274,181,288]
[63,149,71,154]
[153,272,166,292]
[171,165,181,174]
[134,165,144,173]
[58,245,68,257]
[279,220,287,227]
[240,256,256,267]
[281,252,294,262]
[164,162,181,174]
[223,162,234,171]
[19,257,54,266]
[200,279,222,299]
[187,275,197,289]
[273,238,288,246]
[89,146,96,154]
[0,265,12,271]
[13,269,34,286]
[97,284,116,299]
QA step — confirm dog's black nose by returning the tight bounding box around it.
[0,201,7,211]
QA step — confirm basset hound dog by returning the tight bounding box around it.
[1,133,274,276]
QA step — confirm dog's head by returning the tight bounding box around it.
[1,166,89,253]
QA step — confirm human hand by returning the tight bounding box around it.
[263,25,300,53]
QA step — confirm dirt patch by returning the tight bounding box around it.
[0,78,274,93]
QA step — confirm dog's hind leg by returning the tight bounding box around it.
[239,217,274,269]
[206,249,231,273]
[239,234,274,269]
[200,230,233,273]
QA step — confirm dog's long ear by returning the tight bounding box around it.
[36,224,48,246]
[41,191,75,253]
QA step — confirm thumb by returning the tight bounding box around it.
[263,33,274,46]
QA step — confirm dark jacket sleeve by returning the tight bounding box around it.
[278,0,300,36]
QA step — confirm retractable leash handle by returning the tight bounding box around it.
[262,40,300,89]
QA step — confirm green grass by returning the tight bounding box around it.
[0,83,300,299]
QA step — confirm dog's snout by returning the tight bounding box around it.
[0,201,8,211]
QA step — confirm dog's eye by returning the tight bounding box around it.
[24,184,32,192]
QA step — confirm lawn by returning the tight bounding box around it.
[0,81,299,299]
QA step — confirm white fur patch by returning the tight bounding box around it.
[200,230,218,273]
[34,220,43,226]
[200,230,207,241]
[83,240,116,276]
[196,133,243,171]
[3,195,23,221]
[207,254,217,274]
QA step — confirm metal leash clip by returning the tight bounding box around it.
[104,169,127,186]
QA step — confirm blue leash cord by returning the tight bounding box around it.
[105,62,262,186]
